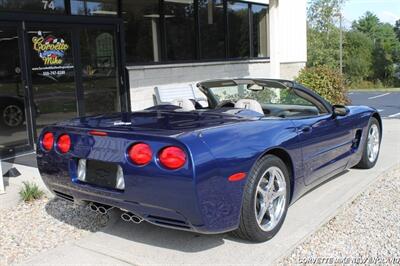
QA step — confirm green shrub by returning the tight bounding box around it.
[19,182,44,202]
[296,66,350,105]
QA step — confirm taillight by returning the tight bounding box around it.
[159,146,187,170]
[128,143,153,165]
[42,132,54,151]
[57,134,71,154]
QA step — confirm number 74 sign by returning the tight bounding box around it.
[42,0,56,10]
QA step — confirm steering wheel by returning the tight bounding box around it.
[216,100,236,109]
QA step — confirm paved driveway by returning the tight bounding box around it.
[349,91,400,118]
[19,119,400,266]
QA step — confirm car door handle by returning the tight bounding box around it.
[298,126,312,134]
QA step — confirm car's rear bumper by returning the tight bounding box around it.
[37,153,238,234]
[45,180,200,232]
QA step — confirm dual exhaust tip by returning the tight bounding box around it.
[89,202,112,215]
[121,212,143,224]
[88,202,143,224]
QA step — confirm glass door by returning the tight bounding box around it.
[0,23,30,157]
[79,26,120,116]
[27,27,78,136]
[0,20,125,158]
[27,24,122,137]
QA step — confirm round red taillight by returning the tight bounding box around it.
[42,132,54,151]
[57,134,71,154]
[159,146,187,170]
[128,143,153,165]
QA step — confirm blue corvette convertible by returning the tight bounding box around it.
[37,79,382,242]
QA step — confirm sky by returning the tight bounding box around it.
[342,0,400,27]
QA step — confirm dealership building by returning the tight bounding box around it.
[0,0,306,159]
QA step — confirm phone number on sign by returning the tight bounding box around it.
[42,70,66,76]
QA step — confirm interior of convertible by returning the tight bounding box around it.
[152,81,329,119]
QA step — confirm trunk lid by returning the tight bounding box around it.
[56,110,259,137]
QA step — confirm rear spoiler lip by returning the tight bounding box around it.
[40,125,189,139]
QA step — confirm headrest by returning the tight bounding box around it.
[234,99,264,115]
[171,99,196,111]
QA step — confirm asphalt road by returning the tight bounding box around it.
[349,91,400,119]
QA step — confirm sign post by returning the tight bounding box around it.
[0,160,4,194]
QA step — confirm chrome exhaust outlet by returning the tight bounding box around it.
[121,211,143,224]
[88,202,114,215]
[121,213,131,222]
[88,202,98,212]
[97,206,108,215]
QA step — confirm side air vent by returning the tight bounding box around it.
[352,129,363,149]
[54,191,74,202]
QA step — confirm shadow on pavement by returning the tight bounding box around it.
[100,215,230,252]
[296,169,350,201]
[44,198,252,253]
[44,198,109,232]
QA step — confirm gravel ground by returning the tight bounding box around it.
[0,197,108,266]
[279,166,400,265]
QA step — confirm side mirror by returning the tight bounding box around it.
[332,105,349,117]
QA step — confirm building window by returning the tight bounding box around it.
[122,0,161,63]
[252,4,268,58]
[164,0,195,61]
[0,0,65,13]
[122,0,268,65]
[198,0,226,60]
[227,1,249,59]
[71,0,118,16]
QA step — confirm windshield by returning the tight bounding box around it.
[208,84,313,106]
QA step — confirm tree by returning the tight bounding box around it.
[353,12,400,83]
[307,0,346,69]
[308,0,345,32]
[352,12,380,40]
[344,30,373,83]
[394,19,400,41]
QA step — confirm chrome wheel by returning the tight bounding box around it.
[367,124,380,163]
[3,105,23,127]
[254,166,287,232]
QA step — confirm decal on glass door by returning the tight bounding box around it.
[31,31,73,77]
[32,31,69,65]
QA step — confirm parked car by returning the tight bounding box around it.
[36,79,382,242]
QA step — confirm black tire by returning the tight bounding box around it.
[355,117,381,169]
[233,155,291,242]
[0,100,25,128]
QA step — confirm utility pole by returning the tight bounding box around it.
[339,12,343,75]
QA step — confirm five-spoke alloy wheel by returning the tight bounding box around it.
[234,155,290,242]
[356,117,381,169]
[255,167,287,232]
[367,124,380,163]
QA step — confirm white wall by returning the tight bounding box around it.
[278,0,307,63]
